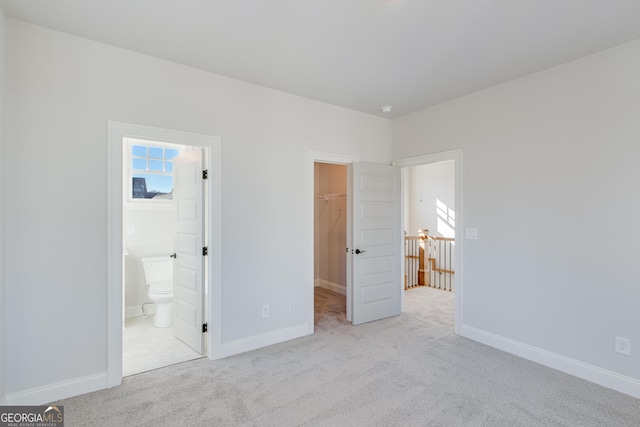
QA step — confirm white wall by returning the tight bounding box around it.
[0,3,6,406]
[393,39,640,393]
[123,208,174,315]
[4,20,392,399]
[314,163,347,293]
[405,161,454,237]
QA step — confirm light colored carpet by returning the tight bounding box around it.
[55,287,640,426]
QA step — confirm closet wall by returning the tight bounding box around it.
[314,163,347,295]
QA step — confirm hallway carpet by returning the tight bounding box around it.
[54,287,640,426]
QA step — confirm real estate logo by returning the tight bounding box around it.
[0,405,64,427]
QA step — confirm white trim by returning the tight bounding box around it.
[208,138,223,360]
[5,373,108,405]
[125,305,155,318]
[393,149,461,168]
[315,279,346,295]
[108,121,223,391]
[393,149,463,335]
[220,324,309,358]
[307,151,359,334]
[461,325,640,399]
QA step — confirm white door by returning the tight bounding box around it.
[172,149,206,354]
[349,163,402,325]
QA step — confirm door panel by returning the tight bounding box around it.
[173,149,205,354]
[350,163,402,325]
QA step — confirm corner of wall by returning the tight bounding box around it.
[0,3,7,406]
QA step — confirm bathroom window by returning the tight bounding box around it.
[125,138,184,207]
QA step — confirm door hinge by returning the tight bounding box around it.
[202,246,208,256]
[202,170,208,180]
[202,323,208,333]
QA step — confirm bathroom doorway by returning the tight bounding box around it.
[121,138,207,376]
[107,121,221,387]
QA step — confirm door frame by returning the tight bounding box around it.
[107,121,222,388]
[393,149,463,335]
[307,151,359,332]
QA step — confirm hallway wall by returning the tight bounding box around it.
[405,161,455,238]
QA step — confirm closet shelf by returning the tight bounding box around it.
[315,192,347,201]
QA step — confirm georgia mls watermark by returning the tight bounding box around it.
[0,406,64,427]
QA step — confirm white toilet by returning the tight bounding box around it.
[141,255,174,328]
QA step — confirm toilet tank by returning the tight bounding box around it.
[141,255,174,287]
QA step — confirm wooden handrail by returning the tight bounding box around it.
[428,236,455,242]
[406,229,455,291]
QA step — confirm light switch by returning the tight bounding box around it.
[465,227,478,240]
[126,224,135,234]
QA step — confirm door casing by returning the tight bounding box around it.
[393,149,463,335]
[107,121,222,388]
[307,152,359,332]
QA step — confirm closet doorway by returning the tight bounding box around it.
[313,162,348,323]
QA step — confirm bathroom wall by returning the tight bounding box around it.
[123,207,175,316]
[314,163,347,294]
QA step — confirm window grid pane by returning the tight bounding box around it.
[149,146,164,159]
[129,142,182,201]
[132,145,147,157]
[132,158,147,170]
[165,149,179,160]
[149,160,163,172]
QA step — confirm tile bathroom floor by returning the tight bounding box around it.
[123,315,205,377]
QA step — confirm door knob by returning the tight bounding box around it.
[170,253,177,258]
[355,249,366,254]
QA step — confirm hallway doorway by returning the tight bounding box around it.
[394,150,462,334]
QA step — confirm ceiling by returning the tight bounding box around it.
[3,0,640,118]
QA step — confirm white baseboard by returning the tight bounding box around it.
[315,279,346,295]
[220,324,310,359]
[461,325,640,399]
[125,304,155,318]
[5,372,108,405]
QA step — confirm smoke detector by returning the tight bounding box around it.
[380,106,393,113]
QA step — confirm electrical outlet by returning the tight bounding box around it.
[288,300,295,312]
[615,336,631,355]
[262,304,270,319]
